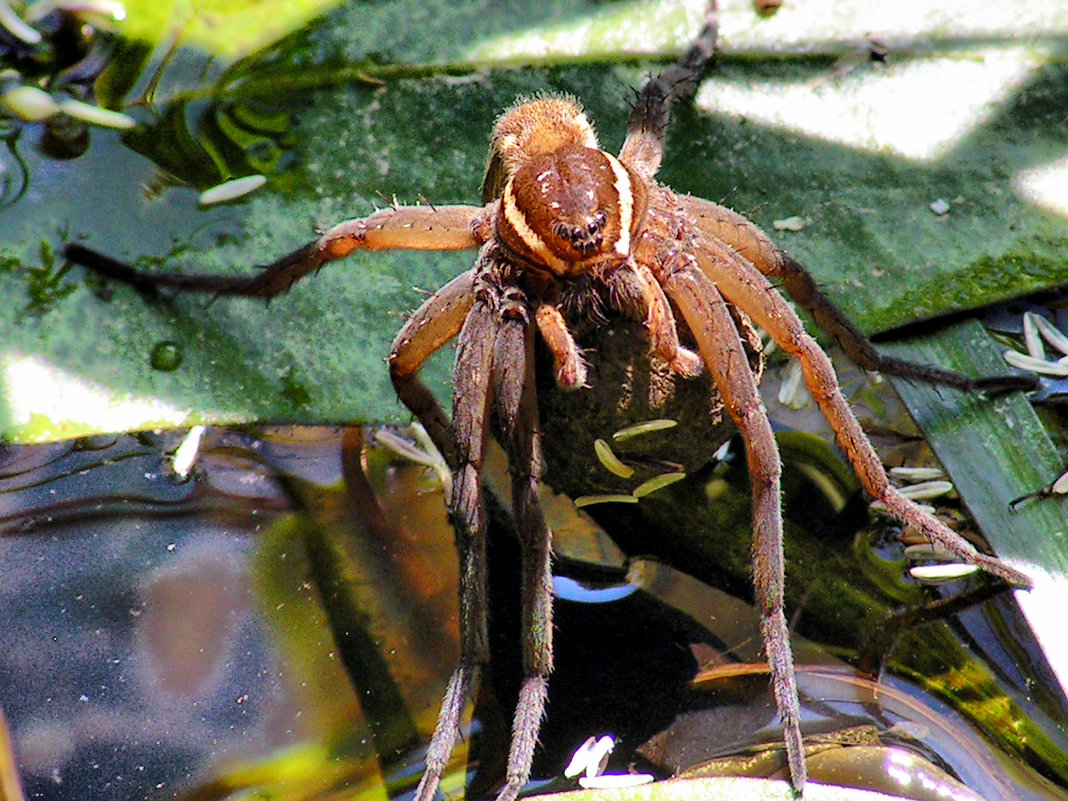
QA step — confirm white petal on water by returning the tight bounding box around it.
[198,175,268,205]
[171,425,206,479]
[593,438,634,478]
[909,563,980,582]
[58,97,135,129]
[574,494,639,508]
[0,1,41,43]
[2,86,58,121]
[632,472,686,498]
[1003,349,1068,376]
[563,736,597,779]
[611,418,677,441]
[1030,313,1068,357]
[896,480,954,500]
[889,466,945,482]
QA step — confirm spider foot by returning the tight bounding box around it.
[972,373,1041,395]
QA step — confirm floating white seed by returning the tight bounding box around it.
[198,174,267,205]
[772,216,807,232]
[1051,468,1068,495]
[777,358,809,409]
[903,543,958,562]
[632,472,686,498]
[593,438,634,478]
[0,1,41,44]
[929,198,951,214]
[58,97,135,129]
[1023,312,1046,360]
[564,736,597,779]
[585,735,615,779]
[373,428,437,467]
[896,480,954,500]
[889,466,945,482]
[171,425,206,479]
[578,773,654,790]
[870,499,935,515]
[611,418,677,441]
[713,440,731,462]
[909,563,980,582]
[1029,313,1068,357]
[1003,349,1068,376]
[574,494,639,508]
[2,85,58,121]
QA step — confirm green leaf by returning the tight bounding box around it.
[1,1,1066,442]
[883,322,1068,730]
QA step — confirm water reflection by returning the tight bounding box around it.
[0,425,1065,801]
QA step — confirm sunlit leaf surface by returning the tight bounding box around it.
[0,0,1065,441]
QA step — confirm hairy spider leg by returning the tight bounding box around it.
[411,287,500,801]
[634,263,705,376]
[65,204,487,299]
[650,247,807,789]
[692,235,1033,589]
[491,293,554,801]
[389,269,477,466]
[677,196,1038,394]
[618,4,719,179]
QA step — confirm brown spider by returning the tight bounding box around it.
[65,13,1035,801]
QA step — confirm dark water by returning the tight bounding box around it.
[0,423,1066,801]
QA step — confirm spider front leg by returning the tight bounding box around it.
[491,291,553,801]
[651,253,807,792]
[389,269,477,466]
[66,204,491,299]
[412,295,499,801]
[694,239,1033,589]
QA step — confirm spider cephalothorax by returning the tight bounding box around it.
[65,14,1035,801]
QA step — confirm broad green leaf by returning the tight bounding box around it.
[0,0,1066,442]
[883,322,1068,728]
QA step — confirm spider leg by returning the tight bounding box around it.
[692,238,1033,589]
[65,204,489,299]
[652,252,807,793]
[414,295,499,801]
[678,197,1037,393]
[491,294,553,801]
[619,2,719,179]
[389,269,477,466]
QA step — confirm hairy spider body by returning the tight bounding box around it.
[64,18,1035,801]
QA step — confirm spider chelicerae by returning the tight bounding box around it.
[65,10,1035,800]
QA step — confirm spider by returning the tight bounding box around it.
[65,12,1035,800]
